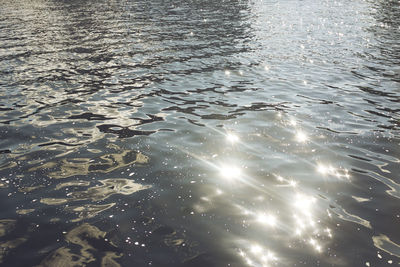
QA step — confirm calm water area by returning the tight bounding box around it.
[0,0,399,266]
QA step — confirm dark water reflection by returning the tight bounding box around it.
[0,0,399,266]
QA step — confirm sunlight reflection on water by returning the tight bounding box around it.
[0,0,399,266]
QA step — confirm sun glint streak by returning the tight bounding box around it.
[226,133,239,143]
[257,213,277,227]
[250,244,263,255]
[275,174,297,187]
[220,165,242,180]
[295,130,308,143]
[309,238,322,252]
[289,180,298,187]
[325,228,333,238]
[294,194,316,216]
[317,163,329,175]
[317,163,351,180]
[295,228,302,236]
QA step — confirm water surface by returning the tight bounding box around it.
[0,0,399,266]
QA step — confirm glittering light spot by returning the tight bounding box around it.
[264,65,270,71]
[294,194,316,216]
[260,251,277,262]
[345,169,350,179]
[289,118,297,126]
[325,228,333,238]
[219,165,241,180]
[289,180,297,187]
[267,251,277,261]
[295,228,302,236]
[309,238,322,252]
[293,215,306,229]
[327,209,332,218]
[295,131,308,143]
[225,70,231,76]
[256,195,264,201]
[317,163,350,180]
[250,245,263,255]
[257,213,276,226]
[226,133,239,143]
[317,163,328,175]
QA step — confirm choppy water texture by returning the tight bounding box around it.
[0,0,399,266]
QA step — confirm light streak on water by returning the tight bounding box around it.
[219,165,242,180]
[226,132,240,143]
[256,213,277,227]
[295,130,308,143]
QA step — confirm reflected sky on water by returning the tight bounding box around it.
[0,0,400,266]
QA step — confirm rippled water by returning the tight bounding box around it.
[0,0,399,266]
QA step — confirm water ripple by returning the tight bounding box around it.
[0,0,399,266]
